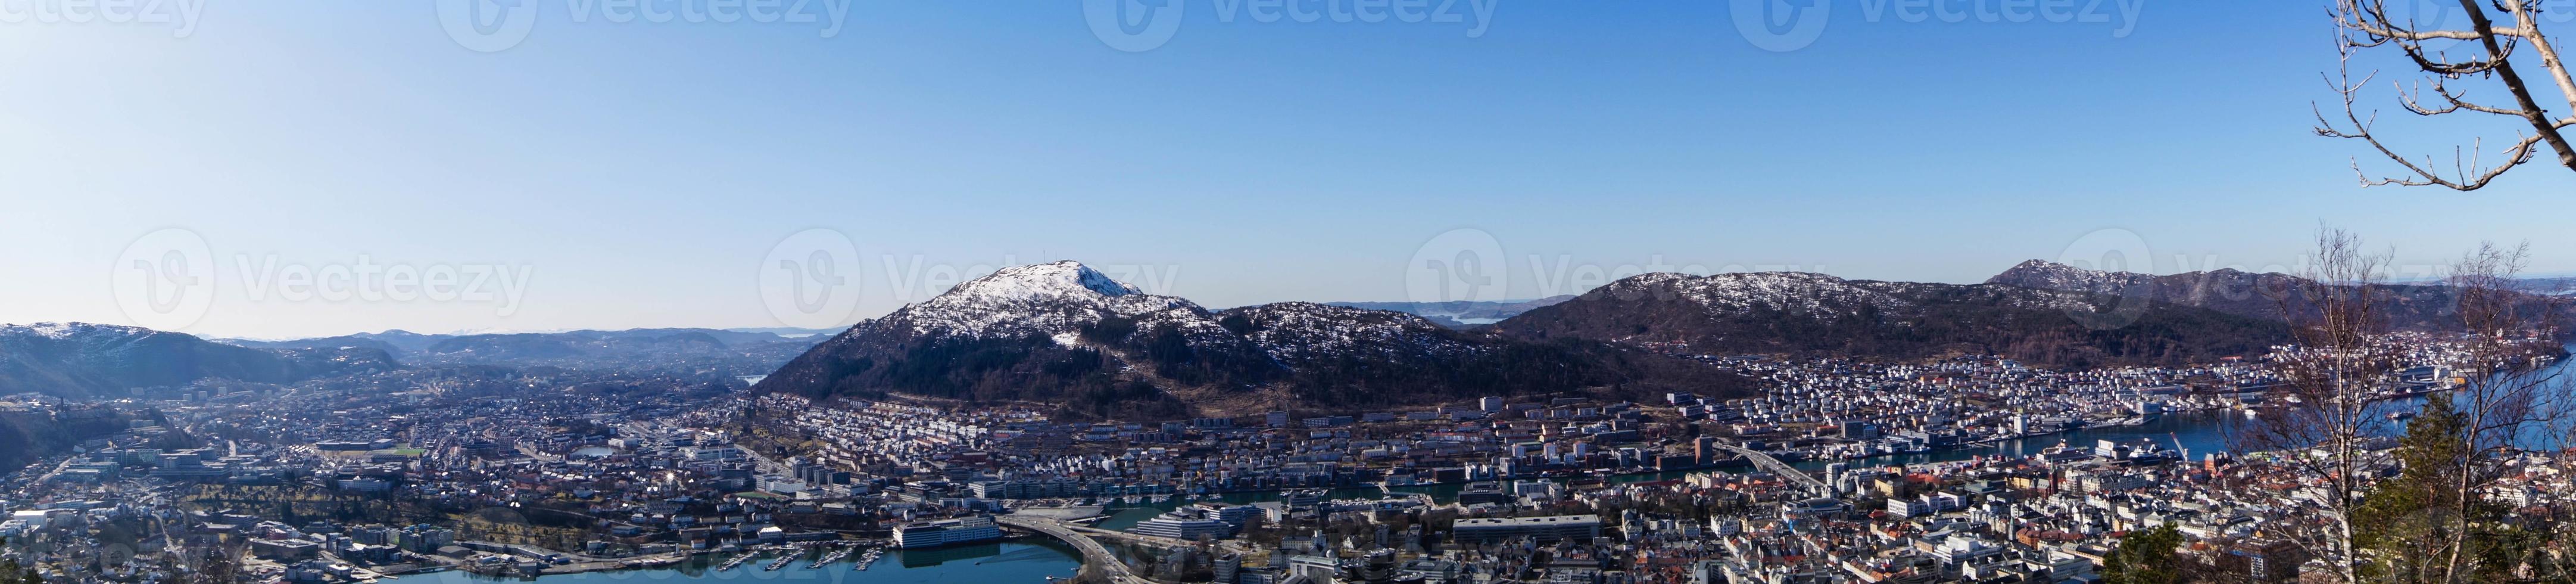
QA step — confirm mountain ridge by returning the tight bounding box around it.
[754,261,1753,420]
[0,322,395,397]
[1984,259,2571,333]
[1494,269,2291,369]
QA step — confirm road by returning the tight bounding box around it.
[996,515,1153,584]
[1717,443,1830,495]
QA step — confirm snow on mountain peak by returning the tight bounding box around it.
[1988,259,2155,294]
[1219,302,1472,364]
[939,260,1140,303]
[5,321,155,340]
[1582,271,1914,319]
[896,261,1196,338]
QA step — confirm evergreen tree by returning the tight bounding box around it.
[2101,524,2185,584]
[2353,393,2516,583]
[0,536,22,584]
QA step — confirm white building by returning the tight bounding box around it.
[893,515,1001,549]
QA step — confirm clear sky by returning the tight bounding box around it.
[2,1,2569,339]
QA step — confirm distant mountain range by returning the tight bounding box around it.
[2515,277,2576,296]
[1325,297,1577,328]
[222,328,825,374]
[0,322,395,397]
[10,258,2559,416]
[0,323,828,399]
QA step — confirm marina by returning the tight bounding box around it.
[811,546,853,569]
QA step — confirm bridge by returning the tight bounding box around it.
[1065,523,1208,549]
[997,515,1155,584]
[1716,443,1830,495]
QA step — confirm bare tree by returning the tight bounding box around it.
[2422,241,2569,582]
[2240,228,2400,583]
[2319,0,2576,190]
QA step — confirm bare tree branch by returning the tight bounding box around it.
[2321,0,2576,190]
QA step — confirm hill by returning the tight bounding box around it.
[1494,272,2290,369]
[754,262,1752,420]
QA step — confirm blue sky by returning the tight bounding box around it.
[2,0,2569,338]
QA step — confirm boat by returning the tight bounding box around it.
[853,548,884,571]
[764,554,797,571]
[812,546,853,569]
[718,552,757,571]
[2389,411,2417,421]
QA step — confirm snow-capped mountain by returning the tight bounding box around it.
[1596,272,1919,315]
[1984,260,2163,295]
[0,322,394,396]
[756,261,1738,419]
[1982,259,2509,332]
[1560,271,2123,321]
[831,260,1250,358]
[897,261,1196,338]
[1217,302,1486,365]
[1498,271,2288,368]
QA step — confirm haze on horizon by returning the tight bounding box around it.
[2,1,2570,340]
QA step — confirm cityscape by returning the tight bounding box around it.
[2,259,2571,583]
[7,1,2576,583]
